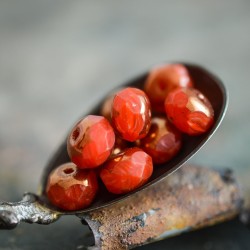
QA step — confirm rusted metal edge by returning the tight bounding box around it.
[79,165,243,250]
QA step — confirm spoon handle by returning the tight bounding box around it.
[0,193,60,229]
[79,165,243,249]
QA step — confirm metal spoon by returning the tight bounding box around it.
[0,63,228,230]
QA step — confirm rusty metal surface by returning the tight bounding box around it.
[80,165,242,250]
[0,165,243,249]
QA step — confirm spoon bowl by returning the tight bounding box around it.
[39,62,228,215]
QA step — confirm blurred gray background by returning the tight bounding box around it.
[0,1,250,249]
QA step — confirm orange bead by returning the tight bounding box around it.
[112,136,129,156]
[137,117,182,164]
[46,163,98,211]
[100,94,114,122]
[67,115,115,168]
[111,87,151,142]
[144,64,193,112]
[165,88,214,135]
[100,147,153,194]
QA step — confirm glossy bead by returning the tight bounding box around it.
[100,88,123,122]
[137,117,182,164]
[100,95,113,122]
[112,136,129,156]
[100,147,153,194]
[46,163,98,211]
[67,115,115,169]
[144,64,193,112]
[165,88,214,135]
[111,87,151,142]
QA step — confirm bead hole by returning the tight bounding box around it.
[63,168,74,175]
[72,127,80,141]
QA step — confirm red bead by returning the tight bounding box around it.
[100,147,153,194]
[100,88,123,122]
[111,87,151,142]
[144,64,193,112]
[67,115,115,169]
[46,163,98,211]
[100,96,113,122]
[112,136,129,156]
[137,117,182,164]
[165,88,214,135]
[100,92,115,122]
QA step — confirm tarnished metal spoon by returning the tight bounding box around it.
[0,63,228,230]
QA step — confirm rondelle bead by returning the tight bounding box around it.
[137,117,182,164]
[100,147,153,194]
[100,89,121,122]
[112,136,129,156]
[144,64,193,112]
[111,87,151,142]
[46,163,98,211]
[165,88,214,135]
[100,94,113,122]
[67,115,115,169]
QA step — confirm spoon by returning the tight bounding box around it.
[0,62,228,229]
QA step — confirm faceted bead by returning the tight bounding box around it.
[100,147,153,194]
[111,87,151,142]
[137,117,182,164]
[100,94,113,122]
[100,88,122,122]
[165,88,214,135]
[46,163,98,211]
[144,64,193,112]
[67,115,115,169]
[112,136,129,156]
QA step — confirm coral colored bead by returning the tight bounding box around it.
[67,115,115,169]
[165,88,214,135]
[100,94,113,122]
[46,163,98,211]
[100,147,153,194]
[111,87,151,142]
[100,89,122,122]
[144,64,193,112]
[137,117,182,164]
[112,136,129,156]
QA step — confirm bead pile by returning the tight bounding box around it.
[46,63,214,211]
